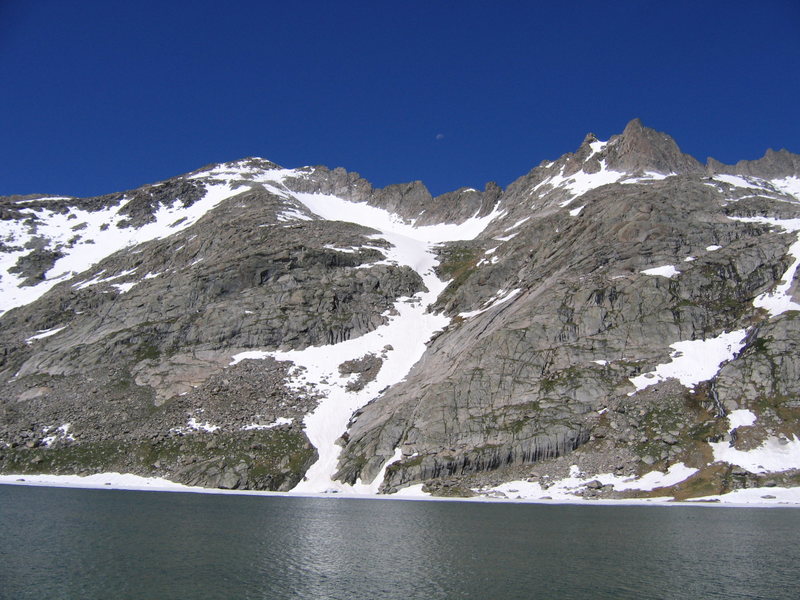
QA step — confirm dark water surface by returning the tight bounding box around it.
[1,485,798,599]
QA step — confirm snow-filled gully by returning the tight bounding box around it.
[232,193,501,494]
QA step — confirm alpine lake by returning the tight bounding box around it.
[1,484,798,599]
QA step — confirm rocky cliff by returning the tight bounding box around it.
[2,120,799,500]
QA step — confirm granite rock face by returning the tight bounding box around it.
[2,120,799,497]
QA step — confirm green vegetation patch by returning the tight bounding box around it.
[434,243,483,308]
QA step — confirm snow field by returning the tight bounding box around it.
[0,183,246,317]
[709,174,800,204]
[478,463,699,502]
[546,160,623,209]
[711,435,800,474]
[709,409,800,474]
[628,329,747,394]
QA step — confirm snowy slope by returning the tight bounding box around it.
[0,160,314,319]
[0,183,245,317]
[232,191,503,493]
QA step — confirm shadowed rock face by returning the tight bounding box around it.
[2,120,800,496]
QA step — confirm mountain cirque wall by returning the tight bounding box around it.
[2,120,800,499]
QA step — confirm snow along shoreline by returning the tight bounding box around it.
[2,473,800,509]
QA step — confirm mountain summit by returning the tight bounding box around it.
[602,117,705,174]
[2,121,800,502]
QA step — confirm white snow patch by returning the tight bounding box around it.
[684,256,696,262]
[616,463,699,491]
[592,360,608,366]
[641,265,679,278]
[569,205,585,216]
[693,486,800,504]
[706,245,721,251]
[458,289,521,319]
[530,155,624,206]
[74,268,138,290]
[112,282,138,294]
[41,423,74,447]
[323,245,359,253]
[493,232,518,242]
[187,418,220,432]
[391,483,429,498]
[712,174,768,191]
[241,417,293,431]
[727,409,757,430]
[588,140,607,155]
[0,472,207,493]
[292,192,503,243]
[505,217,530,231]
[25,325,67,343]
[187,162,300,186]
[4,470,800,506]
[560,161,621,199]
[547,162,623,208]
[277,209,313,222]
[619,171,670,184]
[171,416,220,434]
[477,254,500,267]
[628,329,747,394]
[16,196,73,203]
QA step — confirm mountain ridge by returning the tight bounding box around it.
[2,119,800,501]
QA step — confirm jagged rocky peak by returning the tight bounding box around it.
[545,119,704,177]
[707,147,800,179]
[537,118,705,180]
[600,118,705,175]
[503,118,708,207]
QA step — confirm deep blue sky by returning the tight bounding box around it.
[2,1,798,198]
